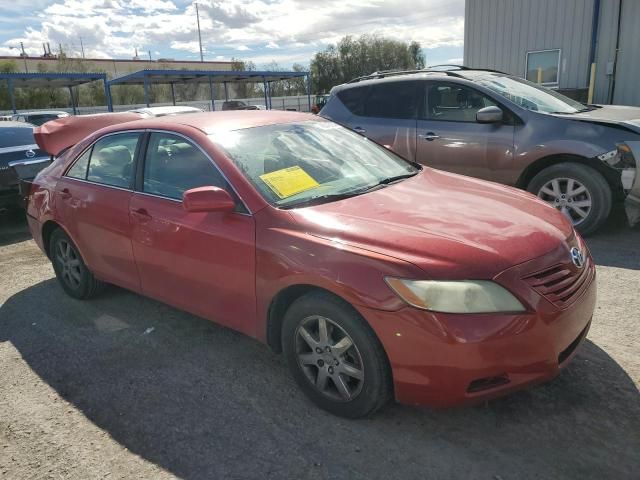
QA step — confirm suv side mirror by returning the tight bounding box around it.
[183,186,235,213]
[476,106,504,124]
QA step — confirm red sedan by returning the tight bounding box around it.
[25,111,596,418]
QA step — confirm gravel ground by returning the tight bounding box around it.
[0,211,638,480]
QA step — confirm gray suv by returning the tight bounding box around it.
[320,67,640,235]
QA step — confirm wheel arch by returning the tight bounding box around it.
[516,154,623,197]
[41,220,63,259]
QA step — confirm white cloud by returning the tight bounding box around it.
[445,57,463,65]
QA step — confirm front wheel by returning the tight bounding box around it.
[527,163,612,236]
[282,292,392,418]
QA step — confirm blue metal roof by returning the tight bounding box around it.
[0,72,107,88]
[108,69,308,85]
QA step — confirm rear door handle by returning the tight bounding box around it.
[59,188,71,199]
[353,126,366,134]
[419,132,440,141]
[131,208,152,222]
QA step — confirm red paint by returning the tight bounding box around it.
[26,111,596,407]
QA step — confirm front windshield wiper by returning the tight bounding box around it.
[281,191,367,209]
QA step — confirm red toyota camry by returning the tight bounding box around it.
[25,111,596,418]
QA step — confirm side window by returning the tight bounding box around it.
[66,148,91,179]
[86,133,140,188]
[364,82,418,119]
[425,83,497,122]
[143,132,227,200]
[337,87,367,116]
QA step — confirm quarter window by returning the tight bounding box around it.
[143,132,227,200]
[66,148,91,179]
[425,83,497,122]
[364,82,418,119]
[336,87,367,116]
[526,49,561,85]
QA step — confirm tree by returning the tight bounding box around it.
[310,35,426,93]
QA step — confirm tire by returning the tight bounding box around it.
[282,291,392,418]
[50,228,105,299]
[527,162,612,236]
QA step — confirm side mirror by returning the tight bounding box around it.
[183,186,235,213]
[476,106,504,124]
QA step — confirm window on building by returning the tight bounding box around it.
[526,49,561,86]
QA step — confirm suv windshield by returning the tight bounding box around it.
[212,121,419,208]
[475,75,587,114]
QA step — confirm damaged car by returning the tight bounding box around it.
[321,67,640,234]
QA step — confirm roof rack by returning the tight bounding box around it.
[346,68,464,84]
[426,64,506,74]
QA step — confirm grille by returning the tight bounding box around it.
[523,256,595,308]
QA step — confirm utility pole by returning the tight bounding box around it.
[148,50,152,61]
[19,42,28,73]
[195,2,204,62]
[79,36,85,58]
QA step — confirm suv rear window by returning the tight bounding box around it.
[337,87,367,116]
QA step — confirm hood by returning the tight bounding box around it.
[289,169,573,279]
[552,105,640,134]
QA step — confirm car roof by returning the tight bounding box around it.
[117,110,320,135]
[130,106,204,116]
[14,111,68,116]
[0,121,35,128]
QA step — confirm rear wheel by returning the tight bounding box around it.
[50,228,104,299]
[527,163,612,236]
[282,291,392,418]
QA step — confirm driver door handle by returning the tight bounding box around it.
[131,208,152,222]
[353,126,366,134]
[419,132,440,141]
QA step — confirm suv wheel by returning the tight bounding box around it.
[527,163,612,236]
[282,291,392,418]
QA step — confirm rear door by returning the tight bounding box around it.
[334,82,419,162]
[415,81,515,182]
[54,131,142,292]
[129,131,256,334]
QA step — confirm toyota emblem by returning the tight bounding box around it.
[570,247,585,269]
[25,149,36,158]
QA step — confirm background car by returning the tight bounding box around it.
[12,111,69,126]
[25,111,594,418]
[320,67,640,235]
[221,100,264,111]
[0,121,50,211]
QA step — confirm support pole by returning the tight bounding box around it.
[104,77,113,112]
[306,73,311,112]
[171,83,176,106]
[143,76,150,107]
[587,63,596,104]
[8,79,16,114]
[263,77,268,110]
[68,86,77,115]
[267,82,272,110]
[224,81,229,101]
[209,77,215,111]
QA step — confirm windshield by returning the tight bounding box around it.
[475,75,587,114]
[211,121,419,208]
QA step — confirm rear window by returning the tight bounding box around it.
[337,87,367,116]
[0,127,34,148]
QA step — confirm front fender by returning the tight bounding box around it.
[623,141,640,226]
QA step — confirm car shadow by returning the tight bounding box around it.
[1,280,638,479]
[585,209,640,270]
[0,211,31,247]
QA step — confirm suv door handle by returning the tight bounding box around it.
[419,132,440,141]
[353,127,366,134]
[131,208,152,222]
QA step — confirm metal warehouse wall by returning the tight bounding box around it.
[464,0,595,90]
[464,0,639,105]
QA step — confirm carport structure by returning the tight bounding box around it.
[107,69,311,111]
[0,72,112,114]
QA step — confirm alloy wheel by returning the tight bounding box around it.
[537,177,592,226]
[294,315,365,402]
[55,239,82,289]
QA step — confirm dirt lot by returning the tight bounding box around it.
[0,211,638,480]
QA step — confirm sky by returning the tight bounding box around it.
[0,0,464,68]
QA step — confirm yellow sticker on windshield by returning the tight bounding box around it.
[260,166,320,199]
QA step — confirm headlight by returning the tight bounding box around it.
[385,278,526,314]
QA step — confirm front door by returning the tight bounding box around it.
[55,132,142,292]
[129,131,256,334]
[415,82,515,183]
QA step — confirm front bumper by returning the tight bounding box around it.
[358,243,597,408]
[623,141,640,226]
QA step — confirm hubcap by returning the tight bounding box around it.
[537,177,592,226]
[294,315,364,402]
[55,239,82,289]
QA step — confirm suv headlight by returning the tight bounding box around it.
[385,278,526,314]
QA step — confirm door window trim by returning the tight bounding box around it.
[138,129,251,215]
